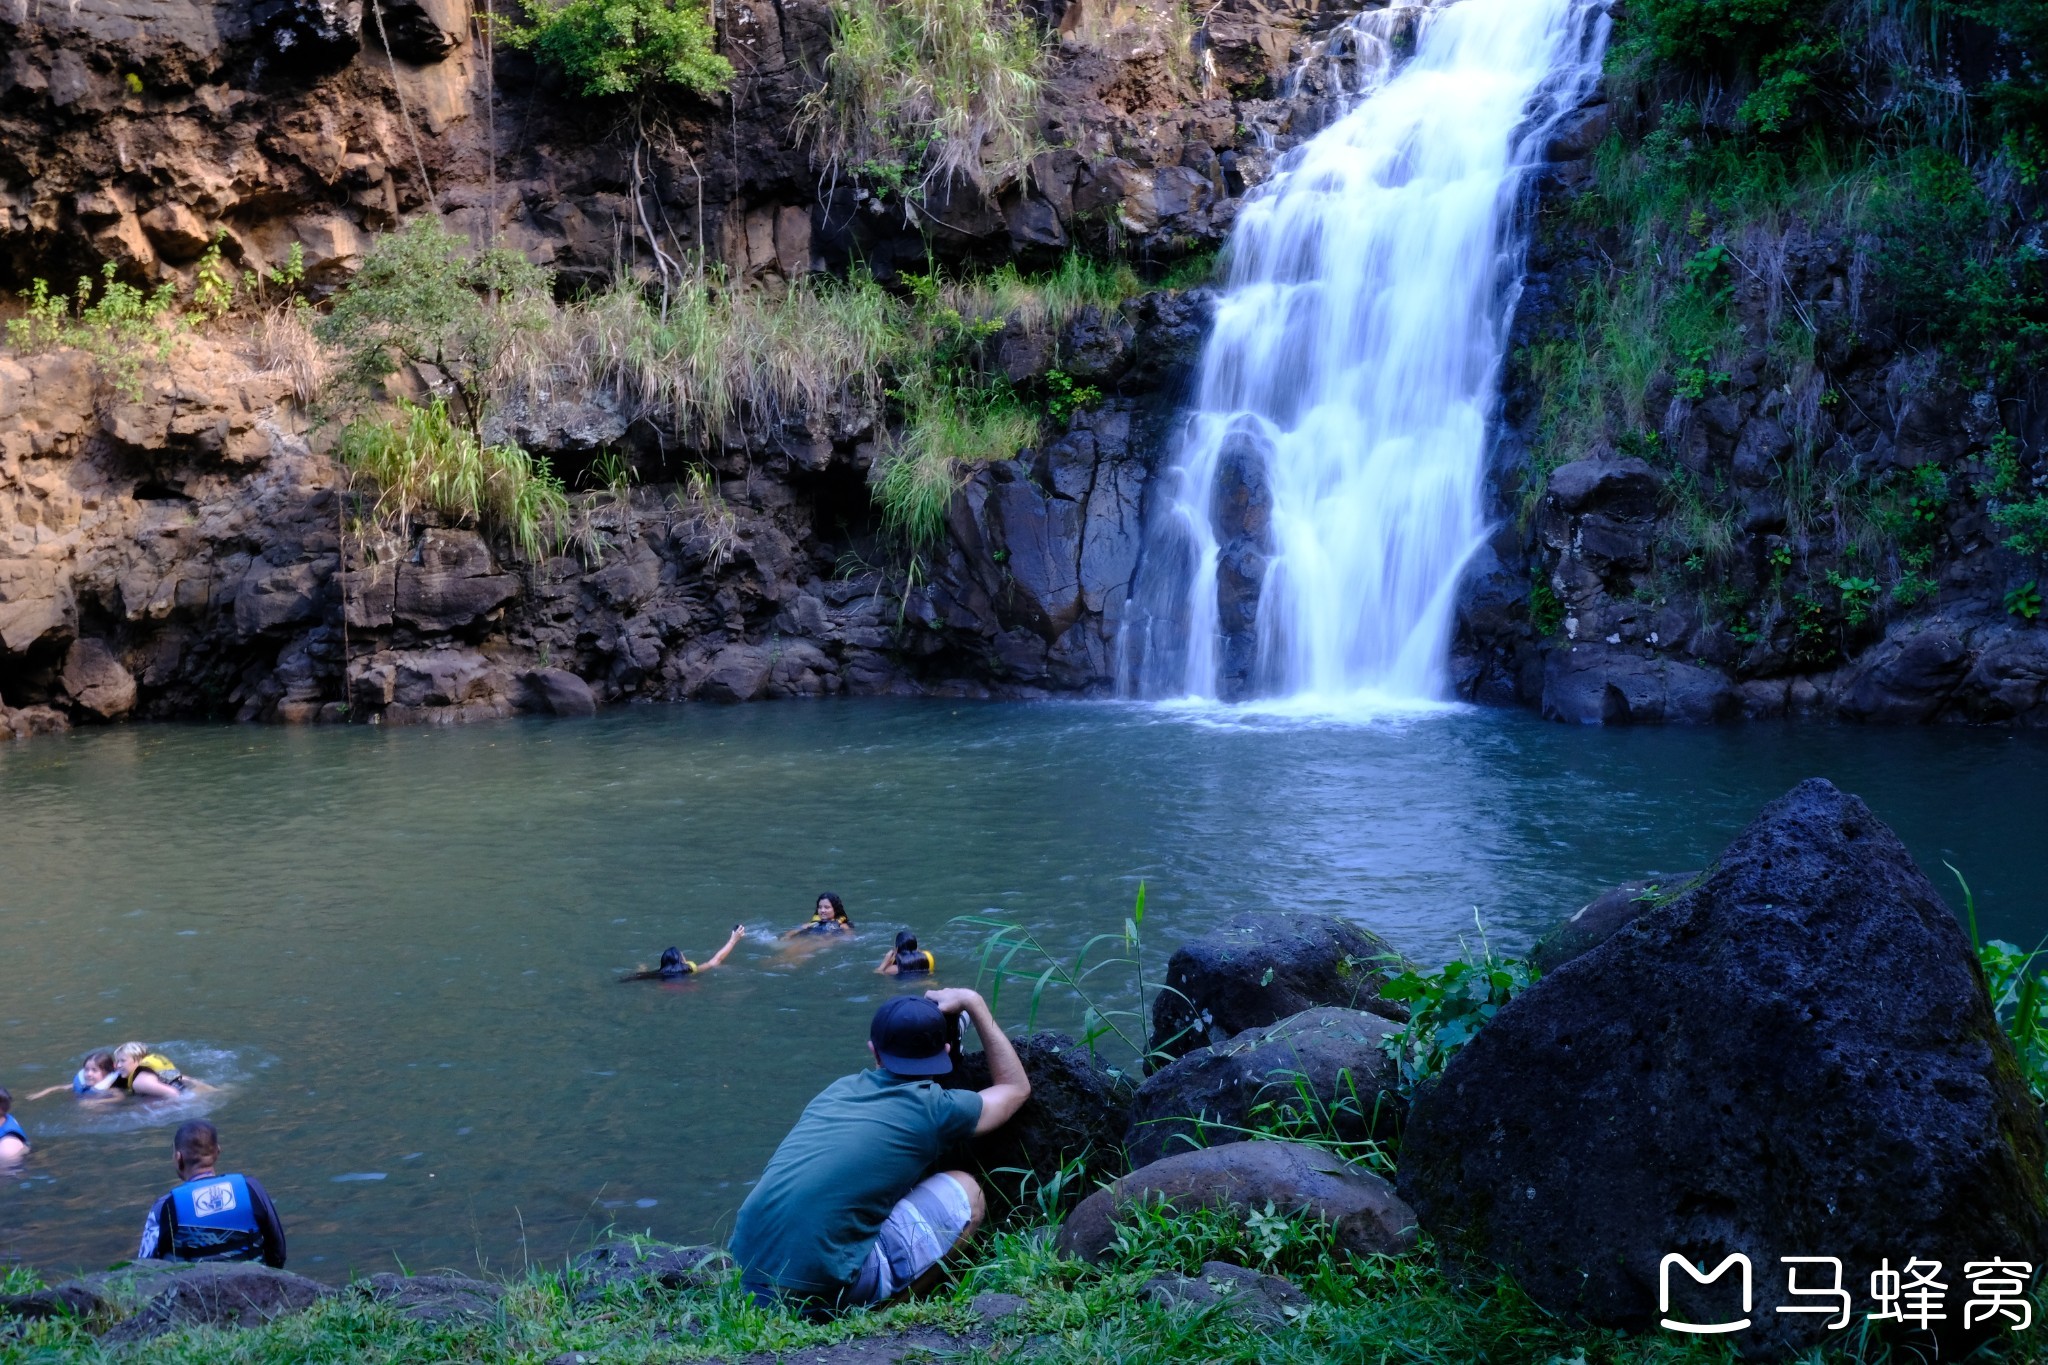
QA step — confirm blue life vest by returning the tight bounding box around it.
[0,1114,26,1149]
[169,1174,262,1262]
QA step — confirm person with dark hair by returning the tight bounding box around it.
[730,987,1030,1310]
[874,931,935,976]
[783,893,855,939]
[0,1088,29,1164]
[137,1121,287,1268]
[620,925,747,981]
[25,1050,120,1102]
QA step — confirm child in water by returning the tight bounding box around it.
[25,1050,120,1102]
[114,1042,212,1099]
[874,931,935,976]
[0,1088,29,1163]
[782,893,855,939]
[621,925,746,981]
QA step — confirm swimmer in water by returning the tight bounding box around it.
[782,893,855,939]
[25,1050,121,1102]
[113,1042,214,1099]
[875,930,936,976]
[0,1088,30,1164]
[621,925,747,981]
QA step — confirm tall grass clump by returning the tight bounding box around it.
[800,0,1044,196]
[338,396,570,562]
[533,254,1146,549]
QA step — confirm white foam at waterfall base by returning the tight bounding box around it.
[1129,0,1608,716]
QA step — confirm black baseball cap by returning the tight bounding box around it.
[870,997,952,1076]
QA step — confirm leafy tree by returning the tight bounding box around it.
[506,0,731,100]
[317,217,552,441]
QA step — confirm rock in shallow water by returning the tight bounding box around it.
[1399,778,2048,1360]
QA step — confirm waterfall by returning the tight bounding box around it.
[1126,0,1608,711]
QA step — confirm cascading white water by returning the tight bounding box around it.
[1128,0,1607,711]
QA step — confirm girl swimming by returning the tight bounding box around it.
[782,893,855,939]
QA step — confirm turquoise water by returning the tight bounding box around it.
[1,701,2042,1281]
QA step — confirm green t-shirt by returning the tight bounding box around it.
[730,1069,984,1294]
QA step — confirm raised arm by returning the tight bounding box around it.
[927,988,1030,1135]
[698,925,747,971]
[24,1084,70,1102]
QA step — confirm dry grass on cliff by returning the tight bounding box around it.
[533,273,902,442]
[800,0,1044,194]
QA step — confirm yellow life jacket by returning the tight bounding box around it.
[124,1054,182,1086]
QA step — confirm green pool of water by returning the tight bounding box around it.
[2,700,2041,1280]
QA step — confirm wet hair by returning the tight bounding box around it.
[658,947,685,974]
[0,1086,11,1117]
[115,1042,149,1069]
[817,893,851,927]
[85,1051,116,1076]
[174,1120,218,1161]
[895,930,919,954]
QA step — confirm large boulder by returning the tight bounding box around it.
[1124,1007,1401,1168]
[1056,1141,1417,1265]
[941,1032,1132,1211]
[60,638,137,719]
[1149,913,1409,1063]
[1400,779,2048,1360]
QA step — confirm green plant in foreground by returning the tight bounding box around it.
[1378,918,1535,1096]
[339,396,569,562]
[506,0,731,98]
[1953,866,2048,1108]
[2005,580,2043,622]
[954,882,1183,1067]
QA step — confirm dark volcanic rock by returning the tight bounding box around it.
[1527,873,1700,975]
[97,1263,333,1344]
[569,1242,732,1300]
[1542,643,1737,724]
[1149,913,1409,1063]
[1143,1261,1307,1324]
[1057,1140,1417,1265]
[1124,1007,1401,1168]
[1400,779,2048,1360]
[942,1032,1132,1211]
[352,1272,503,1323]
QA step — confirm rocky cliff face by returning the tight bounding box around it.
[0,0,1378,729]
[1449,56,2048,726]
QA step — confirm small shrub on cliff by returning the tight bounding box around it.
[4,264,180,400]
[506,0,731,99]
[800,0,1043,197]
[319,217,553,442]
[339,396,569,562]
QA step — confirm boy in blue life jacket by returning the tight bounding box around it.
[0,1088,29,1163]
[138,1121,288,1268]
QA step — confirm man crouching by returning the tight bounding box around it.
[731,988,1030,1310]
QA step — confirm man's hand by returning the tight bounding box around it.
[925,987,985,1018]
